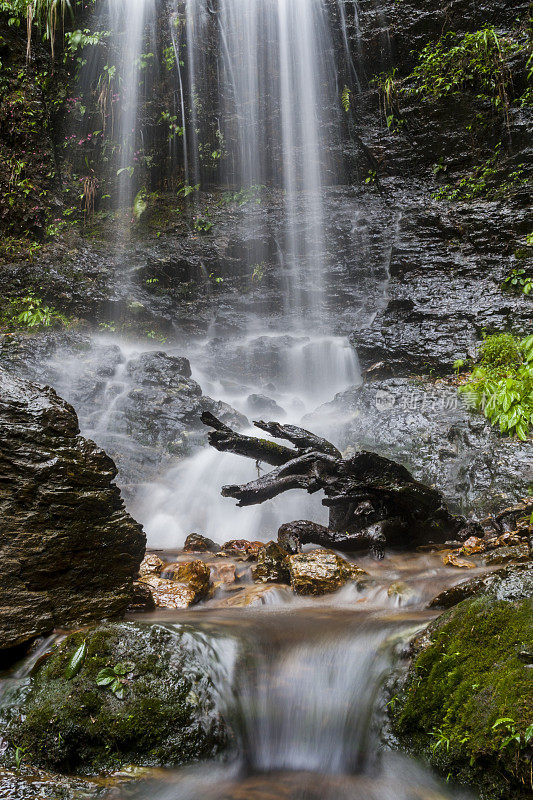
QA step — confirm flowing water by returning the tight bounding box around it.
[2,3,480,798]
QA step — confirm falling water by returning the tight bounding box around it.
[177,0,342,322]
[107,0,156,213]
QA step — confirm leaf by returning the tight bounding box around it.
[96,667,118,686]
[111,679,127,700]
[65,641,86,680]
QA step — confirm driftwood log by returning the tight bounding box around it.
[201,412,478,555]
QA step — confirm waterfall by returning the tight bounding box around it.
[177,0,343,324]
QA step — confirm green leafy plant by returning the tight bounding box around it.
[492,718,533,752]
[365,170,378,185]
[193,215,212,234]
[429,727,451,754]
[177,182,199,199]
[433,145,528,202]
[341,85,351,112]
[220,184,264,207]
[96,662,132,700]
[407,27,519,115]
[251,262,265,282]
[453,358,465,375]
[458,333,533,440]
[9,295,68,329]
[14,745,26,771]
[502,268,532,295]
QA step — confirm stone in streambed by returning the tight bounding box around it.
[246,393,286,417]
[252,541,290,584]
[221,540,264,560]
[0,622,228,772]
[483,544,530,566]
[140,560,211,608]
[129,581,156,612]
[287,549,368,596]
[138,553,164,577]
[183,533,219,553]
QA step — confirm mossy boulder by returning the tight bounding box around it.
[389,593,533,799]
[1,622,229,774]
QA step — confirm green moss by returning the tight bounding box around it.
[2,622,228,774]
[391,596,533,799]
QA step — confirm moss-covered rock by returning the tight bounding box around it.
[389,593,533,799]
[1,622,229,774]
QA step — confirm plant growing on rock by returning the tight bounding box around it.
[458,333,533,440]
[4,294,69,329]
[502,268,532,296]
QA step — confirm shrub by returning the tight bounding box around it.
[459,333,533,440]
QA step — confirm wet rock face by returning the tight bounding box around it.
[287,549,367,596]
[311,378,533,516]
[0,369,146,652]
[1,622,228,772]
[0,335,248,489]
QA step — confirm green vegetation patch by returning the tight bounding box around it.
[391,595,533,798]
[0,622,228,774]
[458,333,533,441]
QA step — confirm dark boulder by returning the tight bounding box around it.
[0,369,146,653]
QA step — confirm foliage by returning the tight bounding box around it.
[458,333,533,440]
[5,295,69,329]
[192,215,212,234]
[1,0,76,58]
[502,268,532,295]
[64,641,86,680]
[432,145,528,202]
[220,184,264,206]
[96,662,131,700]
[341,85,351,112]
[408,27,519,113]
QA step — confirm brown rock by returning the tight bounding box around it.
[221,539,264,560]
[287,549,367,596]
[443,552,476,569]
[0,369,145,653]
[459,536,486,555]
[214,584,290,607]
[140,576,198,609]
[484,544,530,566]
[251,541,290,584]
[183,533,218,553]
[140,559,212,609]
[139,553,164,577]
[208,561,237,584]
